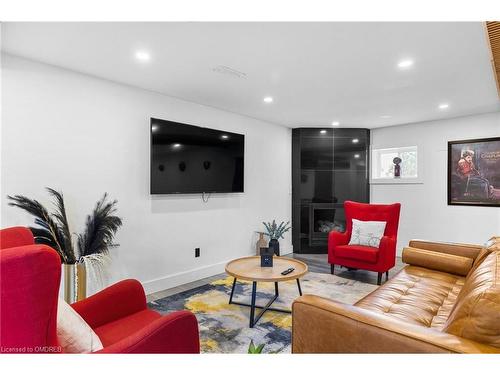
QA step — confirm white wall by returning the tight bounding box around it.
[0,54,292,294]
[371,112,500,255]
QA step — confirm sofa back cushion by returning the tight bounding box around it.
[443,250,500,348]
[468,236,500,274]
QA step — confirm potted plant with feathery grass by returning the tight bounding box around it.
[8,188,122,303]
[262,220,291,256]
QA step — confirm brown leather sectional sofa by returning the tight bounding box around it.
[292,237,500,353]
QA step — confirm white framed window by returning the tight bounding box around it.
[371,146,422,184]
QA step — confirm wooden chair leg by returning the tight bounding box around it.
[330,264,335,275]
[385,271,389,281]
[377,272,382,285]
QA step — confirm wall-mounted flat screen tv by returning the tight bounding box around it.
[150,118,244,194]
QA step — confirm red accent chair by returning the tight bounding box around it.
[0,226,200,354]
[328,201,401,285]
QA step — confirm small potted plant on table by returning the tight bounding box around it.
[262,220,291,256]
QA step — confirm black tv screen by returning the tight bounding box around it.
[150,118,244,194]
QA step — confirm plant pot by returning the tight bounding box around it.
[268,238,280,256]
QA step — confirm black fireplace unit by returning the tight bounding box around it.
[291,128,370,254]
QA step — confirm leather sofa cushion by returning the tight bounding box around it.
[443,251,500,348]
[402,247,473,276]
[335,245,378,263]
[355,266,465,329]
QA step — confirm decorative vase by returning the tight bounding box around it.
[256,232,268,255]
[76,262,87,302]
[62,263,76,303]
[62,262,87,303]
[268,238,280,256]
[393,157,402,178]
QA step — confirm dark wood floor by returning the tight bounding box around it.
[291,252,405,285]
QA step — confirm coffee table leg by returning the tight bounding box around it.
[275,282,279,296]
[249,281,257,328]
[229,277,237,304]
[297,279,302,296]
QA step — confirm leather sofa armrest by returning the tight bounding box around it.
[292,295,500,353]
[402,247,473,276]
[408,239,483,260]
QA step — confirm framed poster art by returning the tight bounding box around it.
[448,137,500,207]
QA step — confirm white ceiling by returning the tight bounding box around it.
[2,22,499,128]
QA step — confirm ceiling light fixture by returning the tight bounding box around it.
[320,130,327,134]
[352,138,359,143]
[173,143,181,148]
[438,103,450,110]
[221,135,229,139]
[397,59,414,69]
[263,96,273,103]
[135,50,151,62]
[331,121,340,126]
[354,154,360,159]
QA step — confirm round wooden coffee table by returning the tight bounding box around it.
[225,256,308,328]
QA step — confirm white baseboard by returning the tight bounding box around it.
[142,259,230,295]
[142,249,295,295]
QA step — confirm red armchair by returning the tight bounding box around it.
[328,201,401,285]
[0,226,200,354]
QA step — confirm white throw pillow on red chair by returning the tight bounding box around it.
[348,219,387,248]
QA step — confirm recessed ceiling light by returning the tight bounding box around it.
[135,50,151,62]
[331,121,340,126]
[352,138,359,143]
[173,143,181,148]
[263,96,273,103]
[221,134,229,139]
[397,59,414,69]
[354,154,360,159]
[320,130,327,134]
[438,103,450,110]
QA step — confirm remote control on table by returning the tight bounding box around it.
[281,267,295,275]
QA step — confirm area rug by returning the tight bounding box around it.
[148,272,378,354]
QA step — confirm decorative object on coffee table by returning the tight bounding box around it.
[7,188,122,302]
[262,220,291,256]
[255,231,268,255]
[225,256,307,328]
[260,247,274,267]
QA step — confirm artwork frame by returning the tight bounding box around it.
[448,137,500,207]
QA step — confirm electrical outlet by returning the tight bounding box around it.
[195,248,200,257]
